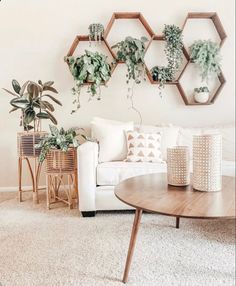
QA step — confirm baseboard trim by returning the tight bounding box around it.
[0,185,46,192]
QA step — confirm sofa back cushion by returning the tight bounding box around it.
[91,120,134,162]
[178,125,235,161]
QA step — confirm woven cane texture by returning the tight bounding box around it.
[193,134,222,192]
[17,131,47,158]
[167,146,190,186]
[46,148,77,174]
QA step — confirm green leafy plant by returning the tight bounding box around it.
[65,50,111,113]
[35,125,87,162]
[112,36,148,84]
[3,80,62,131]
[190,40,221,81]
[194,86,209,93]
[88,23,104,43]
[151,25,183,90]
[151,66,173,89]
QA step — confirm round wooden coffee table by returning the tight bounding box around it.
[115,173,235,283]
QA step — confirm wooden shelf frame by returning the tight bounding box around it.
[145,35,190,85]
[182,12,227,47]
[177,70,226,105]
[64,11,227,106]
[104,12,155,40]
[177,12,227,105]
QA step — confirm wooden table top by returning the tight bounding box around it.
[115,174,235,219]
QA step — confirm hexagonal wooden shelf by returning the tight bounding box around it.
[104,12,155,40]
[65,35,118,85]
[182,12,227,47]
[145,35,190,85]
[177,71,226,105]
[177,12,227,105]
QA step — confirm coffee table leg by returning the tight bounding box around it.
[176,217,180,229]
[123,209,142,284]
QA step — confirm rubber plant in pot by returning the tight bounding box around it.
[3,79,62,157]
[65,50,111,113]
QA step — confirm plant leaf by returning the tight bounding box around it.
[36,112,50,119]
[9,107,18,113]
[2,88,18,97]
[45,110,57,125]
[24,108,36,124]
[19,81,29,96]
[12,80,21,94]
[43,86,58,93]
[10,98,29,109]
[42,94,62,105]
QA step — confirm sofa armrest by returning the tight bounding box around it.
[78,141,99,212]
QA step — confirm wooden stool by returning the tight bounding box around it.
[46,148,78,209]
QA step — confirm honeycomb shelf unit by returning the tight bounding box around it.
[65,11,227,106]
[177,12,227,105]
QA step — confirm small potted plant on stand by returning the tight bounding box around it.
[193,86,210,103]
[35,125,86,209]
[3,79,62,203]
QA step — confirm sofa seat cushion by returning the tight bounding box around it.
[96,160,235,186]
[97,161,167,186]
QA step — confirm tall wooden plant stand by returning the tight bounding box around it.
[46,148,78,210]
[18,131,47,204]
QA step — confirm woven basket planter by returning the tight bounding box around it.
[167,146,190,186]
[17,131,47,158]
[193,134,222,192]
[46,148,77,174]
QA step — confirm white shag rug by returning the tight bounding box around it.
[0,191,235,286]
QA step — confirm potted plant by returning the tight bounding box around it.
[3,79,62,157]
[88,23,104,44]
[65,50,111,113]
[112,36,148,86]
[151,25,183,91]
[193,86,210,103]
[35,125,88,171]
[189,40,221,81]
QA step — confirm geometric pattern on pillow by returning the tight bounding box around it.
[125,131,163,163]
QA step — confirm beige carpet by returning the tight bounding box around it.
[0,191,235,286]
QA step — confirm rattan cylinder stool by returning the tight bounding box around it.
[45,147,78,210]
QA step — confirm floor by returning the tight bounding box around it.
[0,191,235,286]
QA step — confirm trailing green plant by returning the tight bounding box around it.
[112,36,148,84]
[65,50,111,113]
[3,80,62,131]
[35,125,87,162]
[189,40,221,81]
[151,66,173,89]
[151,25,183,90]
[194,86,209,93]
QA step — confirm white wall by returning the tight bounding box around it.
[0,0,235,187]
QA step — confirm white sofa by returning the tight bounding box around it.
[78,123,235,217]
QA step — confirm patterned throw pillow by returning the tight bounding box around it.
[125,131,163,163]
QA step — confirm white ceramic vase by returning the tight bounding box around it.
[194,91,209,103]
